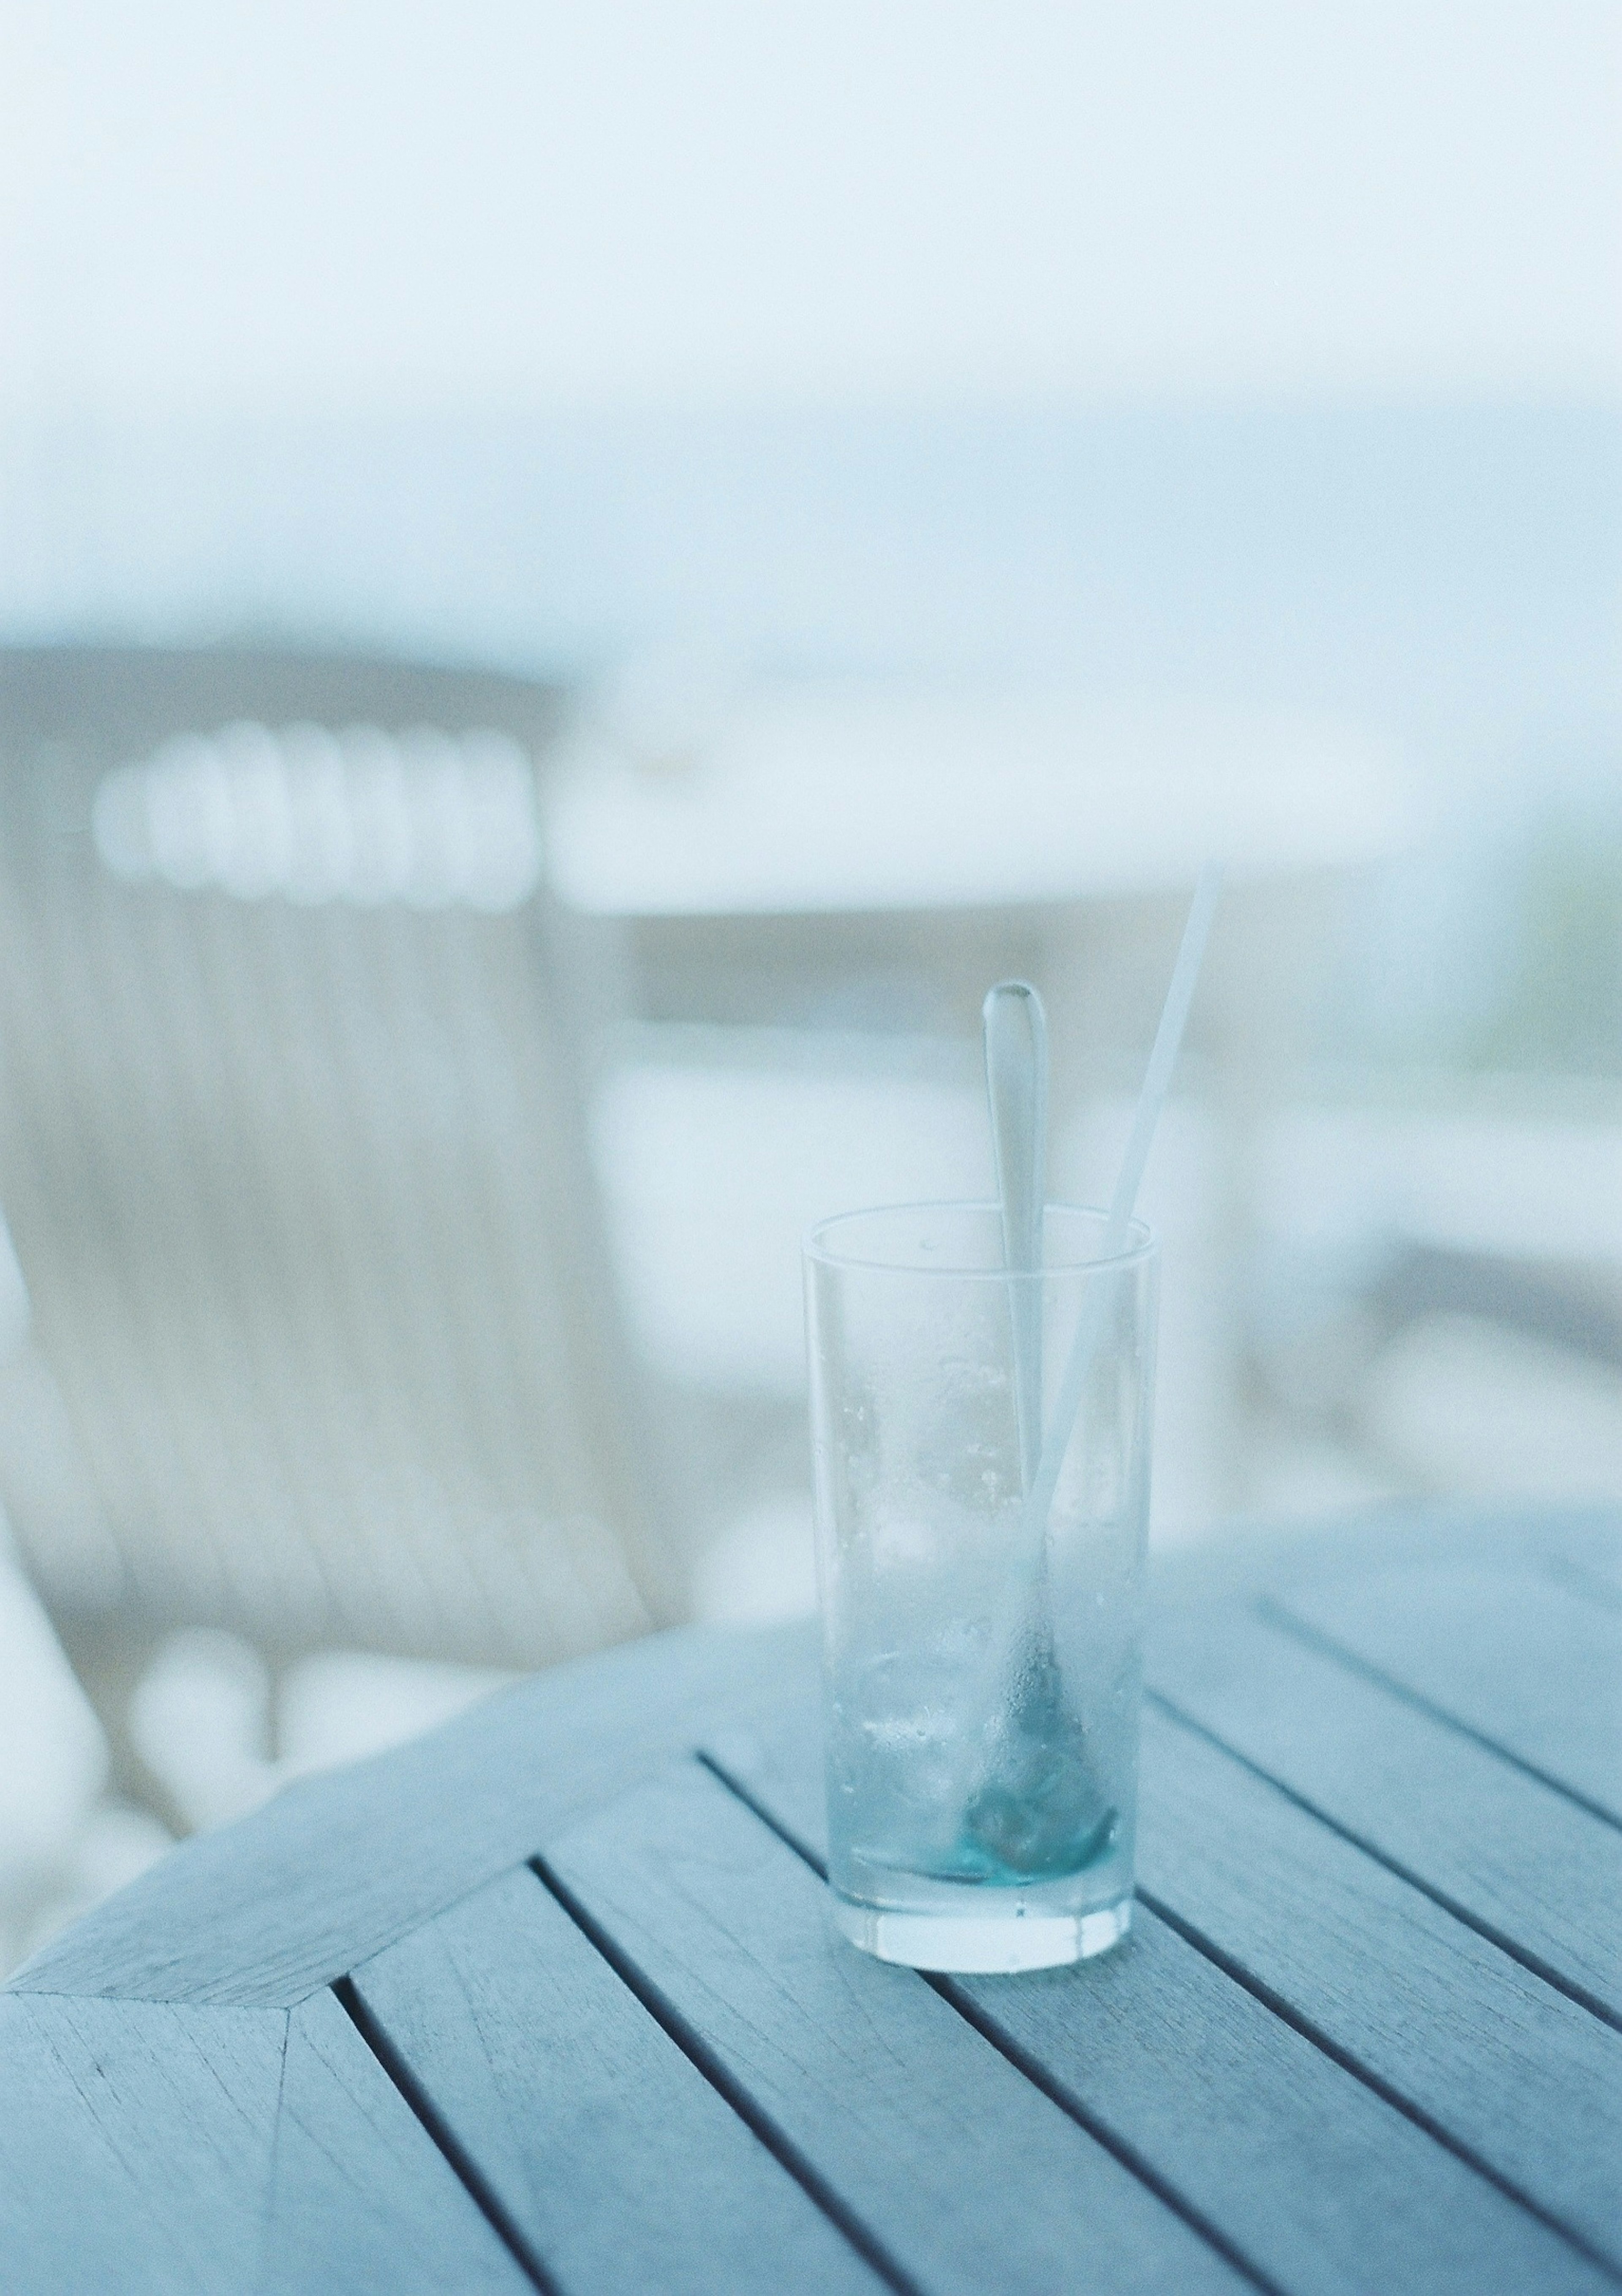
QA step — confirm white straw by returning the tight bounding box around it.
[1021,860,1222,1538]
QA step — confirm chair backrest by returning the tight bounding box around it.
[0,645,671,1669]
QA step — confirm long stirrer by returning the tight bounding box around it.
[950,864,1222,1874]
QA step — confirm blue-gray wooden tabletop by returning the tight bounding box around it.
[3,1503,1619,2295]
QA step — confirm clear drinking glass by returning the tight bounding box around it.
[805,1202,1158,1974]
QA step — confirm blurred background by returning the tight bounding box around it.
[0,0,1617,1971]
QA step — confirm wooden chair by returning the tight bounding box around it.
[0,646,676,1703]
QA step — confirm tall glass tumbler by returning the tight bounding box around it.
[805,1202,1158,1974]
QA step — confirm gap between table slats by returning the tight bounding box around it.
[537,1760,1253,2296]
[689,1757,1283,2296]
[1132,1887,1622,2282]
[1131,1699,1622,2273]
[1147,1602,1622,2029]
[336,1860,890,2296]
[1255,1587,1622,1834]
[333,1975,557,2295]
[317,1537,1622,2296]
[337,1778,1249,2296]
[325,1735,1617,2296]
[694,1753,1615,2296]
[527,1858,923,2296]
[1144,1683,1622,2037]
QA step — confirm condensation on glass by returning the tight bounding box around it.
[806,1202,1158,1973]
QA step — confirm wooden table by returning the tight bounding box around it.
[3,1505,1618,2294]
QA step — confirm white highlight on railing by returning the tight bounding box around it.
[93,722,544,911]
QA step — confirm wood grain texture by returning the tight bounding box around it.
[1268,1568,1622,1822]
[546,1759,1245,2296]
[350,1862,881,2296]
[17,1509,1617,2013]
[953,1919,1611,2296]
[0,1992,282,2294]
[8,1505,1620,2296]
[1136,1703,1622,2271]
[270,1988,529,2294]
[9,1616,821,2007]
[711,1708,1616,2296]
[0,1988,526,2295]
[1147,1600,1622,2018]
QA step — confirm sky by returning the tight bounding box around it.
[3,0,1619,422]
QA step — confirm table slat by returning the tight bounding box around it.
[1135,1705,1622,2272]
[349,1863,883,2296]
[953,1921,1609,2296]
[547,1759,1246,2296]
[10,1511,1620,2296]
[710,1719,1615,2296]
[1148,1602,1622,2020]
[1268,1568,1622,1823]
[0,1989,528,2296]
[12,1618,819,2008]
[276,1988,531,2294]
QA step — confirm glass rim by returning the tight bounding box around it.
[802,1199,1157,1279]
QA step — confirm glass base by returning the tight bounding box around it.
[831,1890,1132,1973]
